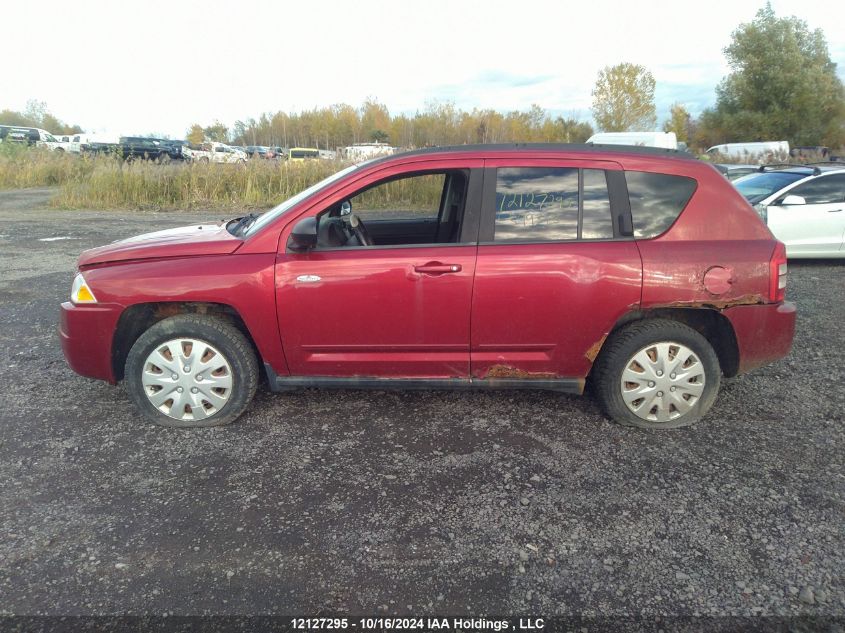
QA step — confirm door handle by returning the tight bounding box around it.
[413,262,462,275]
[828,208,843,213]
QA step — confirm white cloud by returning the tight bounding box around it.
[2,0,843,136]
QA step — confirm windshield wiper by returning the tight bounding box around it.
[229,213,258,237]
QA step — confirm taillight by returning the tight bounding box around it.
[769,241,787,302]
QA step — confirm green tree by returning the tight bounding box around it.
[23,99,48,126]
[662,103,691,143]
[704,3,845,146]
[0,102,82,134]
[556,117,594,143]
[202,121,229,143]
[186,124,205,144]
[369,129,389,142]
[591,63,657,132]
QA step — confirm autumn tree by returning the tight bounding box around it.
[202,121,229,142]
[186,124,205,144]
[700,3,845,146]
[360,99,391,144]
[0,101,83,134]
[226,101,596,150]
[556,117,594,143]
[591,63,657,132]
[662,103,691,143]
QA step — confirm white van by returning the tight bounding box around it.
[0,126,61,150]
[586,132,678,150]
[706,141,790,163]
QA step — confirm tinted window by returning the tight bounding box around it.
[582,169,614,239]
[786,174,845,205]
[626,171,696,238]
[734,171,806,204]
[494,168,578,241]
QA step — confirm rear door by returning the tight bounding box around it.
[766,173,845,256]
[470,158,642,380]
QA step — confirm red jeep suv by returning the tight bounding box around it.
[60,144,796,429]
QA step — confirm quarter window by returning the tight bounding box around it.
[626,171,696,238]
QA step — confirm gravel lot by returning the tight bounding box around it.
[0,188,843,626]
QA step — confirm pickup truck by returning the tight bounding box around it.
[182,142,247,164]
[85,137,184,161]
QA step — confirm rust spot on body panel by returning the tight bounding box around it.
[584,334,608,363]
[483,364,558,379]
[652,294,765,311]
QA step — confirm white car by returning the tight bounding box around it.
[183,141,247,164]
[734,164,845,258]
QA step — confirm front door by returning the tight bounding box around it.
[767,173,845,256]
[276,162,482,378]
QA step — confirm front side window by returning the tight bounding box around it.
[493,167,614,242]
[315,170,469,248]
[784,174,845,205]
[626,171,696,238]
[353,173,444,222]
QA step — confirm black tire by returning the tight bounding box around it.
[591,319,721,429]
[124,315,258,428]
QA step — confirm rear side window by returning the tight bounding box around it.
[493,167,614,242]
[495,168,578,241]
[582,169,614,239]
[626,171,696,238]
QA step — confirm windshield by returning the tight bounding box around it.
[733,171,807,204]
[243,163,361,236]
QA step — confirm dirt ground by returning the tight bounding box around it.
[0,188,843,627]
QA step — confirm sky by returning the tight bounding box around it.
[3,0,845,139]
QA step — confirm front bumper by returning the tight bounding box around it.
[724,301,797,374]
[59,301,124,383]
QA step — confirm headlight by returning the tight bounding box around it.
[753,203,768,223]
[70,273,97,304]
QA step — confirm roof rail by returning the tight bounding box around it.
[758,163,821,175]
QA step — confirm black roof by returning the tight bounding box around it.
[757,163,845,176]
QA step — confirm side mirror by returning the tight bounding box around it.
[287,217,318,252]
[781,194,806,206]
[340,200,352,216]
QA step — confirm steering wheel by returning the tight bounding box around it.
[348,215,373,246]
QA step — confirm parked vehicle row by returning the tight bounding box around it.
[61,144,796,431]
[706,141,790,163]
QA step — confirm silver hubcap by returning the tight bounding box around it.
[620,342,705,423]
[141,338,233,421]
